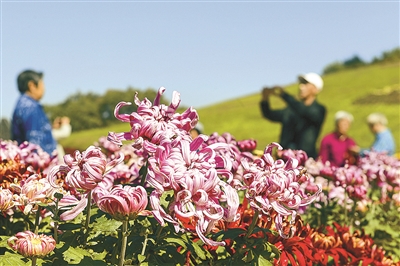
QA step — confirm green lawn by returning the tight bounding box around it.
[61,62,400,154]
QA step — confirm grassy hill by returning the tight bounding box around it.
[60,62,400,154]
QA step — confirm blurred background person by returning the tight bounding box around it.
[11,70,57,154]
[52,116,72,161]
[352,112,395,156]
[260,72,326,158]
[190,122,204,139]
[319,111,358,167]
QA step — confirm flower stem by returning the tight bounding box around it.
[54,221,59,244]
[31,257,37,266]
[34,206,42,234]
[53,193,61,244]
[119,220,129,266]
[344,190,348,225]
[245,209,259,238]
[83,192,92,246]
[141,233,149,256]
[155,224,163,241]
[139,163,148,187]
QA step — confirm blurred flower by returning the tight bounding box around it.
[241,142,321,238]
[0,140,57,191]
[310,231,342,249]
[341,229,373,258]
[359,151,400,186]
[237,139,257,153]
[392,190,400,207]
[16,142,57,170]
[8,231,56,258]
[204,132,254,177]
[279,149,309,166]
[107,87,197,150]
[0,140,56,170]
[94,185,149,221]
[333,165,368,200]
[0,187,15,213]
[95,136,121,154]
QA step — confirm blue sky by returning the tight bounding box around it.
[1,1,399,120]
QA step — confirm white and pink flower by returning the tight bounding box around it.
[147,137,239,246]
[47,146,123,220]
[0,187,15,213]
[8,231,56,258]
[94,184,149,221]
[241,142,321,238]
[107,87,198,151]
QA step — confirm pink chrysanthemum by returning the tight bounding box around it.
[147,137,239,246]
[0,187,15,213]
[8,231,56,258]
[94,184,149,221]
[47,146,123,220]
[241,142,321,238]
[107,87,198,150]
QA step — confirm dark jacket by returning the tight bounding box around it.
[260,92,326,158]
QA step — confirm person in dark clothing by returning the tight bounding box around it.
[260,73,326,158]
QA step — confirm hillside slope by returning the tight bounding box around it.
[197,62,399,152]
[61,62,399,153]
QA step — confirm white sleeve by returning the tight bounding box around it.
[52,124,72,140]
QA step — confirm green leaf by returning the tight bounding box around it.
[159,191,174,208]
[90,250,108,261]
[164,237,187,250]
[190,241,207,260]
[138,254,146,263]
[58,223,82,231]
[213,228,246,240]
[0,252,26,266]
[243,249,255,263]
[258,254,273,266]
[63,246,91,264]
[92,215,122,233]
[0,236,12,248]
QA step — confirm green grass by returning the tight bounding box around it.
[61,62,400,154]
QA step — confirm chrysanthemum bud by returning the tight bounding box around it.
[95,185,149,221]
[8,231,56,258]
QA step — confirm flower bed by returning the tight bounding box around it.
[1,88,399,265]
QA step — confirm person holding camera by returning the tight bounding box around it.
[260,73,326,158]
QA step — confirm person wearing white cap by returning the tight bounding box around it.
[319,111,358,167]
[364,113,395,155]
[190,121,204,139]
[350,112,395,156]
[260,72,326,158]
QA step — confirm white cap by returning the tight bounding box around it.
[367,113,388,126]
[194,122,204,133]
[335,111,354,123]
[298,72,324,91]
